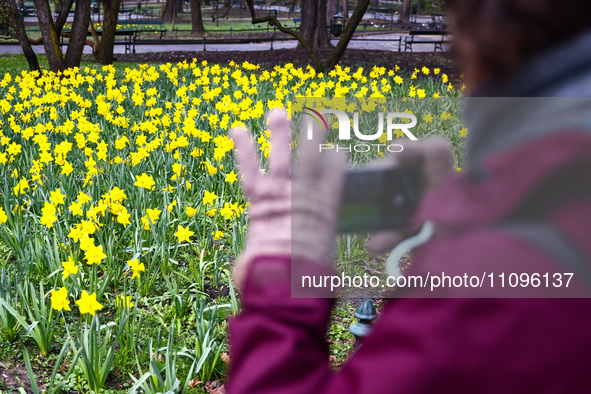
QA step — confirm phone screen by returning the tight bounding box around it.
[337,166,422,233]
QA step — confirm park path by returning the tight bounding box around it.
[1,11,448,55]
[0,32,449,54]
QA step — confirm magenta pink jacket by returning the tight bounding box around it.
[228,31,591,393]
[227,129,591,393]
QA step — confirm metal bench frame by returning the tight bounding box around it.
[60,30,137,54]
[404,30,450,52]
[132,20,167,39]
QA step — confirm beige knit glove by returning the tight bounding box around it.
[230,109,347,290]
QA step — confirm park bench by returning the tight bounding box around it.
[136,0,155,17]
[371,6,395,19]
[53,7,76,19]
[293,17,301,28]
[404,30,450,52]
[392,36,402,51]
[112,30,137,53]
[131,20,167,39]
[118,6,136,19]
[19,2,36,17]
[428,13,447,30]
[60,29,137,54]
[0,25,12,36]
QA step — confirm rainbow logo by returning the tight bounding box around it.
[304,107,328,131]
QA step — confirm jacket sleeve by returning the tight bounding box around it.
[227,255,591,394]
[227,256,335,394]
[226,255,463,394]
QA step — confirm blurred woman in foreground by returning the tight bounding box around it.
[227,0,591,392]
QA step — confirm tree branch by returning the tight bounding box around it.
[212,0,233,20]
[244,0,322,69]
[55,0,75,35]
[28,36,44,45]
[6,0,40,71]
[88,20,100,53]
[324,0,370,71]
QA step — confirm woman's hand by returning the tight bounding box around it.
[230,109,347,289]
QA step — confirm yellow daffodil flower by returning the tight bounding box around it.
[127,258,145,279]
[174,225,194,243]
[51,287,71,312]
[76,291,103,316]
[62,257,79,279]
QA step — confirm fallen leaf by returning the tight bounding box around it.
[205,381,226,394]
[188,379,202,388]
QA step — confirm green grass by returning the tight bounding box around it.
[0,54,50,74]
[0,54,147,75]
[327,300,357,367]
[163,19,297,32]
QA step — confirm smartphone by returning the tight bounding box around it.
[337,166,423,233]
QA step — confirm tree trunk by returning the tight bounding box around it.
[343,0,348,18]
[65,0,91,68]
[326,0,337,24]
[299,0,330,49]
[191,0,204,33]
[244,0,368,71]
[399,0,410,23]
[6,0,40,71]
[55,0,75,33]
[98,0,121,64]
[34,0,65,72]
[163,0,182,22]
